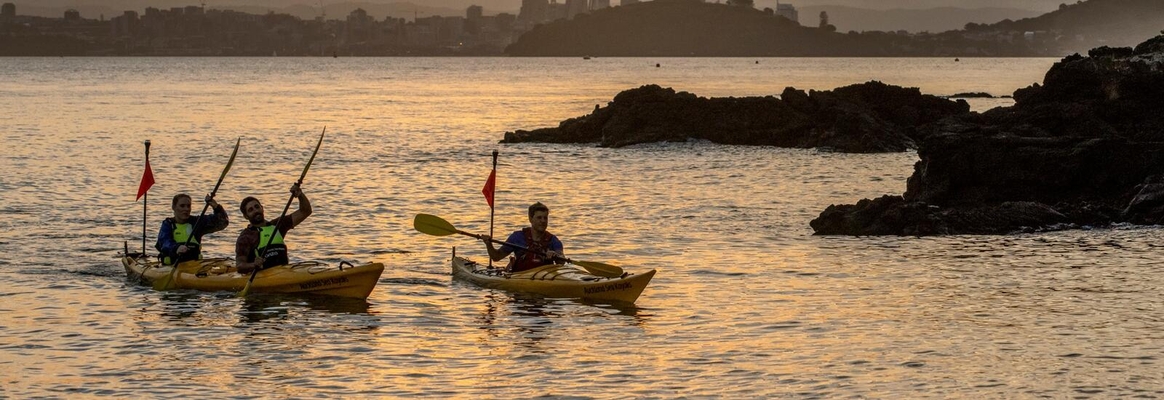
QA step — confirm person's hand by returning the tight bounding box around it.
[240,256,264,274]
[290,183,303,198]
[177,245,189,254]
[476,234,491,242]
[544,250,562,260]
[205,194,218,209]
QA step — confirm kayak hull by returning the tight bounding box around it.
[123,256,384,299]
[451,256,655,304]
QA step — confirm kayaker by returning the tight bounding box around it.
[235,183,312,274]
[478,202,563,272]
[155,193,230,265]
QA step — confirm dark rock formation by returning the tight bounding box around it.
[812,34,1164,235]
[502,81,970,153]
[949,92,995,98]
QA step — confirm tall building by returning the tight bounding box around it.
[590,0,610,10]
[776,3,797,24]
[519,0,547,23]
[467,5,483,20]
[1,3,15,18]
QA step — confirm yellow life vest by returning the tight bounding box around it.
[255,224,288,269]
[162,219,201,265]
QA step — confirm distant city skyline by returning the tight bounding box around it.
[12,0,1066,17]
[4,0,1064,35]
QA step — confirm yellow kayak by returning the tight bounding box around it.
[451,256,656,304]
[123,256,385,299]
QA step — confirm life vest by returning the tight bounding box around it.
[254,223,288,269]
[162,218,201,265]
[508,227,557,272]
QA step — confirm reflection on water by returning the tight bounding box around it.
[471,290,651,352]
[1,57,1160,397]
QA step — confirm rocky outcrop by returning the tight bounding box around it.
[811,35,1164,235]
[502,81,969,153]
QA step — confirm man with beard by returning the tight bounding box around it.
[235,183,312,274]
[478,202,564,273]
[156,193,229,265]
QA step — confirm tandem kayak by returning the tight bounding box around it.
[451,256,656,304]
[123,256,385,299]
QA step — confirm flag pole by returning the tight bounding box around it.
[488,150,498,268]
[142,140,150,255]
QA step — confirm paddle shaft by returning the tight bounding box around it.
[180,138,240,250]
[413,213,624,277]
[241,129,324,295]
[459,229,574,265]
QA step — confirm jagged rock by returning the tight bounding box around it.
[810,196,1069,235]
[1122,175,1164,224]
[501,82,969,153]
[949,92,995,98]
[813,34,1164,235]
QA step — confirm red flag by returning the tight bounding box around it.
[136,159,154,201]
[482,169,496,209]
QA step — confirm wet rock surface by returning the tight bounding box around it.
[812,35,1164,235]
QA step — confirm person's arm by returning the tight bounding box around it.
[155,220,178,256]
[288,183,311,228]
[235,230,263,273]
[480,231,517,262]
[202,195,229,234]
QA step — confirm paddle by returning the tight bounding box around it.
[153,138,241,290]
[413,213,624,278]
[239,128,325,297]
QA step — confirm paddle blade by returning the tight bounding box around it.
[573,260,624,278]
[414,214,458,236]
[217,138,241,183]
[239,273,256,297]
[298,128,325,184]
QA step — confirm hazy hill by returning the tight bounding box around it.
[506,0,852,56]
[967,0,1164,51]
[799,6,1042,33]
[507,0,1164,57]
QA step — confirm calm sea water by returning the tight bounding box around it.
[2,57,1161,398]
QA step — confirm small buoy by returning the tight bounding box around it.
[955,58,960,62]
[655,63,660,68]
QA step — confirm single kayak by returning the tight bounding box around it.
[123,256,385,299]
[451,256,656,303]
